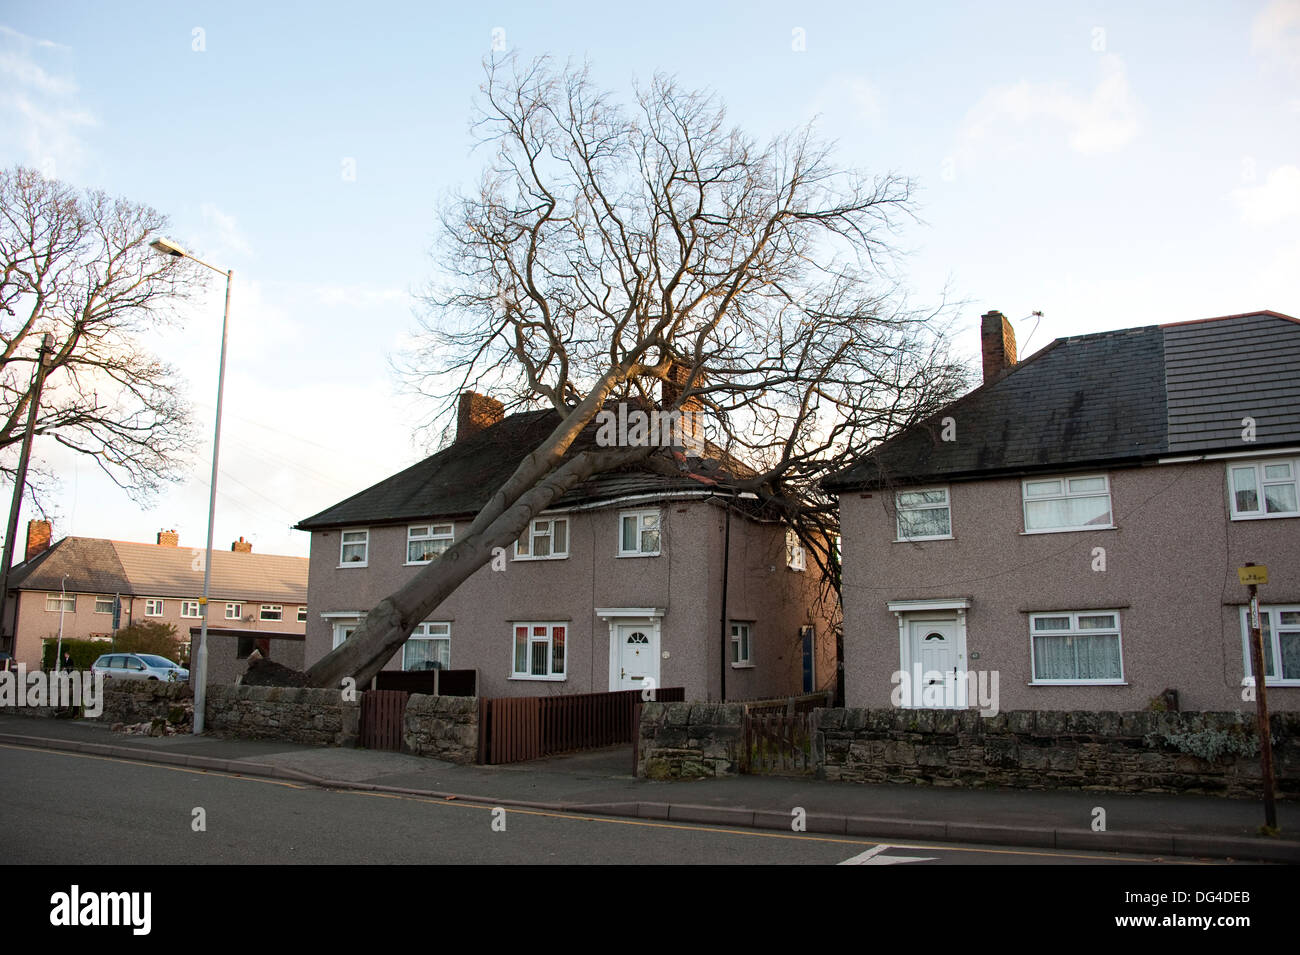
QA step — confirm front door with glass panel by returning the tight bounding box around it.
[616,623,658,691]
[905,618,964,708]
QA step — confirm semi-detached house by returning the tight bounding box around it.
[823,309,1300,713]
[295,392,837,701]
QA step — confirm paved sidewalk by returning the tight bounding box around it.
[2,714,1297,863]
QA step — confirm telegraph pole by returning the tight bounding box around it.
[0,333,55,653]
[1239,562,1277,832]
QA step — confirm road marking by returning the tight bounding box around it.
[0,742,308,789]
[839,844,936,865]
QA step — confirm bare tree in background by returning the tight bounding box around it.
[0,166,201,508]
[306,56,967,689]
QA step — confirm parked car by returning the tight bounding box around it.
[91,653,189,682]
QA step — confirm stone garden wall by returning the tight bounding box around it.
[205,684,361,747]
[402,693,479,764]
[637,702,746,778]
[638,704,1300,798]
[99,681,194,734]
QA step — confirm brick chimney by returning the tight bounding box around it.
[157,529,179,547]
[25,520,51,562]
[980,310,1017,382]
[457,391,504,442]
[232,536,252,553]
[660,360,705,450]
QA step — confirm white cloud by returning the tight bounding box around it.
[312,284,407,309]
[958,54,1140,159]
[807,74,886,128]
[0,25,94,177]
[1232,164,1300,225]
[199,203,252,256]
[1253,0,1300,75]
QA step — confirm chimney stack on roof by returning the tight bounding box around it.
[25,520,52,562]
[980,310,1018,383]
[232,536,253,553]
[157,529,179,547]
[457,390,504,442]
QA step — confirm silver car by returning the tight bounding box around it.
[91,653,189,682]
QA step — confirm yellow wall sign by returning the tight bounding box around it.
[1237,565,1269,586]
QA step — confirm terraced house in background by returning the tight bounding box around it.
[1,523,309,684]
[824,309,1300,713]
[295,391,837,701]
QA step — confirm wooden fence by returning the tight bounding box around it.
[373,668,478,696]
[479,686,685,765]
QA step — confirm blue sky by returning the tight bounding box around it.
[1,1,1297,558]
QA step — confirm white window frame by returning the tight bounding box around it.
[1028,610,1125,685]
[144,598,164,617]
[94,596,114,615]
[1240,604,1300,687]
[406,523,454,564]
[895,486,953,541]
[225,602,242,620]
[617,509,661,557]
[46,593,76,613]
[1021,474,1114,534]
[259,604,283,621]
[332,621,358,650]
[510,621,568,681]
[339,528,369,567]
[785,529,806,571]
[1227,458,1300,520]
[297,605,308,623]
[730,621,754,668]
[181,600,202,618]
[402,622,451,671]
[514,515,570,560]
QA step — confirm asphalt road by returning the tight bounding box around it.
[1,743,1226,866]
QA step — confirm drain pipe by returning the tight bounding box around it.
[719,504,731,703]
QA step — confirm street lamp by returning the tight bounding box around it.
[150,237,232,735]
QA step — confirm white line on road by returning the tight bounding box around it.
[839,844,936,865]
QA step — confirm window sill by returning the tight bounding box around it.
[508,675,568,682]
[1229,513,1300,521]
[1241,679,1300,688]
[337,563,369,569]
[512,554,570,562]
[893,535,954,543]
[731,663,755,669]
[1027,680,1128,686]
[404,560,447,566]
[616,552,661,558]
[1019,525,1116,536]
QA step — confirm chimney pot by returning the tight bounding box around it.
[457,391,504,442]
[157,529,179,547]
[25,520,52,562]
[980,310,1018,382]
[232,536,252,553]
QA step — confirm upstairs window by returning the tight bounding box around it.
[340,529,369,566]
[144,598,164,617]
[895,487,952,540]
[1229,459,1300,519]
[618,510,661,556]
[225,603,242,620]
[46,593,76,613]
[407,523,454,563]
[260,604,283,621]
[181,600,202,618]
[730,622,753,667]
[786,529,806,570]
[515,516,569,560]
[297,605,308,623]
[1023,475,1112,533]
[94,596,114,614]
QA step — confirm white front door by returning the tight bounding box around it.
[615,623,658,691]
[905,618,965,708]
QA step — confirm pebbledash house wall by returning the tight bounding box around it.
[303,498,834,701]
[840,459,1300,712]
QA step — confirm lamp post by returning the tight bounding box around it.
[150,238,231,735]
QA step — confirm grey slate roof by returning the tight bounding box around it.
[823,310,1300,491]
[296,405,746,530]
[8,537,308,604]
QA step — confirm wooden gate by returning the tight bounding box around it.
[743,711,815,775]
[361,689,408,751]
[478,687,685,765]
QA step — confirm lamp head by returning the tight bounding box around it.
[149,237,188,258]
